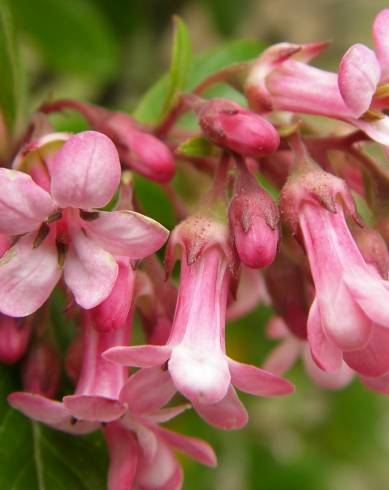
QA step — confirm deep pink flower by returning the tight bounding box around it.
[0,131,168,317]
[104,215,293,430]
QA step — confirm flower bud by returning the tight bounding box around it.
[41,100,175,182]
[0,316,32,364]
[22,342,61,397]
[352,226,389,279]
[90,259,135,332]
[229,162,279,268]
[186,95,279,157]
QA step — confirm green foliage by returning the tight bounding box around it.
[177,136,218,158]
[0,0,24,133]
[0,364,108,490]
[10,0,118,80]
[133,39,266,124]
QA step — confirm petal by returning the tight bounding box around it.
[0,168,55,235]
[103,345,172,367]
[148,404,191,424]
[119,367,176,415]
[84,210,169,258]
[8,392,69,424]
[361,371,389,394]
[157,427,217,467]
[64,228,118,309]
[343,269,389,328]
[104,423,139,490]
[228,358,294,396]
[227,268,269,320]
[353,116,389,146]
[0,232,61,317]
[307,299,343,372]
[302,347,354,390]
[373,9,389,81]
[343,325,389,377]
[262,339,301,375]
[63,395,126,422]
[338,44,381,117]
[50,131,121,209]
[192,386,248,430]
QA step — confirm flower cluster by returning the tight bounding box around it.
[3,8,389,489]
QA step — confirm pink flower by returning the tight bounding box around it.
[0,130,169,317]
[104,367,216,490]
[104,215,294,430]
[246,31,389,145]
[281,138,389,375]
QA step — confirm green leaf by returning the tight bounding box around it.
[177,136,218,158]
[133,39,266,124]
[0,364,108,489]
[161,16,192,119]
[10,0,118,80]
[0,0,23,132]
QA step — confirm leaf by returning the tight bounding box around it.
[161,16,192,119]
[10,0,118,80]
[0,364,108,489]
[0,0,23,133]
[177,136,219,158]
[133,39,266,124]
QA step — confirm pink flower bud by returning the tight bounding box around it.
[187,95,279,157]
[41,100,175,182]
[229,162,279,268]
[22,342,61,397]
[0,316,32,364]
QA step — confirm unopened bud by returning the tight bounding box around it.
[229,162,279,268]
[22,342,61,397]
[186,95,279,157]
[90,260,135,332]
[0,316,31,364]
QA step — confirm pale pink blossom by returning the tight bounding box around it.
[0,131,168,317]
[104,216,293,430]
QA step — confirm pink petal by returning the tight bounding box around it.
[119,367,176,415]
[148,404,191,424]
[8,392,68,424]
[307,299,343,372]
[361,371,389,394]
[63,395,126,422]
[353,116,389,146]
[103,344,172,367]
[193,386,248,430]
[266,316,289,339]
[0,168,56,235]
[50,131,121,209]
[262,338,301,375]
[227,268,269,320]
[0,232,61,317]
[302,347,354,390]
[157,427,217,467]
[343,325,389,377]
[104,423,139,490]
[343,269,389,329]
[338,44,380,117]
[228,358,294,396]
[373,9,389,81]
[64,227,118,309]
[84,210,169,258]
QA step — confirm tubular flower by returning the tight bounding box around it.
[0,130,168,317]
[281,138,389,375]
[104,215,294,430]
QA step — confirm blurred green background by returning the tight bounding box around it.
[1,0,389,489]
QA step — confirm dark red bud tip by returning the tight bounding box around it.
[22,343,61,398]
[196,98,280,157]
